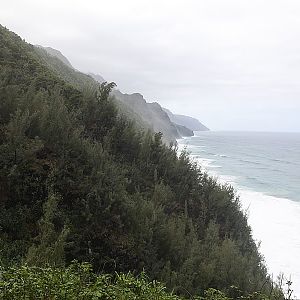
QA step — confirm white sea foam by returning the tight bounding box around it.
[203,167,300,297]
[177,139,300,297]
[208,165,222,169]
[207,172,300,297]
[214,173,300,297]
[190,156,216,172]
[214,154,229,158]
[239,189,300,298]
[214,174,239,186]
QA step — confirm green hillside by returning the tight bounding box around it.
[35,45,194,143]
[0,25,282,298]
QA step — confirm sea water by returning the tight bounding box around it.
[177,131,300,297]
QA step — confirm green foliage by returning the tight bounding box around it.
[0,263,182,300]
[25,187,70,267]
[0,24,283,299]
[0,263,273,300]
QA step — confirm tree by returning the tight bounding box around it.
[25,187,69,267]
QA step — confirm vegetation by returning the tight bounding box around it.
[36,46,192,144]
[0,24,283,298]
[0,262,276,299]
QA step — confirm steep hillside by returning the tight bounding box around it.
[164,107,209,131]
[175,123,194,136]
[113,90,182,143]
[34,45,98,91]
[114,92,195,140]
[88,72,105,83]
[38,46,194,142]
[36,45,74,69]
[90,74,192,143]
[0,24,280,298]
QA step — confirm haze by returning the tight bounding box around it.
[1,0,300,131]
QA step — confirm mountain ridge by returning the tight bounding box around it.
[0,24,280,298]
[38,45,207,142]
[35,45,74,69]
[163,107,209,131]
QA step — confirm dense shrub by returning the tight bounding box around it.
[0,263,273,300]
[0,24,282,298]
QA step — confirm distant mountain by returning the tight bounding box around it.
[88,72,105,83]
[163,108,209,131]
[34,46,98,92]
[116,93,194,142]
[175,123,194,137]
[36,45,74,69]
[112,91,185,143]
[34,46,195,142]
[92,77,194,143]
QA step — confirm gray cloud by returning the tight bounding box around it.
[1,0,300,131]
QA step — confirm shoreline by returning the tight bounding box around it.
[177,137,300,298]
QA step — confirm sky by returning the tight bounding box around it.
[1,0,300,131]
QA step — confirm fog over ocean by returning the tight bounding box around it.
[178,131,300,297]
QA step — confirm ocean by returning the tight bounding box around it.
[177,131,300,297]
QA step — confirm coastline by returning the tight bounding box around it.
[177,135,300,298]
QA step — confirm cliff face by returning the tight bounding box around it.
[88,72,105,83]
[112,90,181,143]
[35,45,74,69]
[175,123,194,137]
[163,108,209,131]
[36,46,200,143]
[89,73,195,142]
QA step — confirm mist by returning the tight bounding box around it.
[1,0,300,131]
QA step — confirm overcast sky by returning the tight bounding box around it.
[1,0,300,131]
